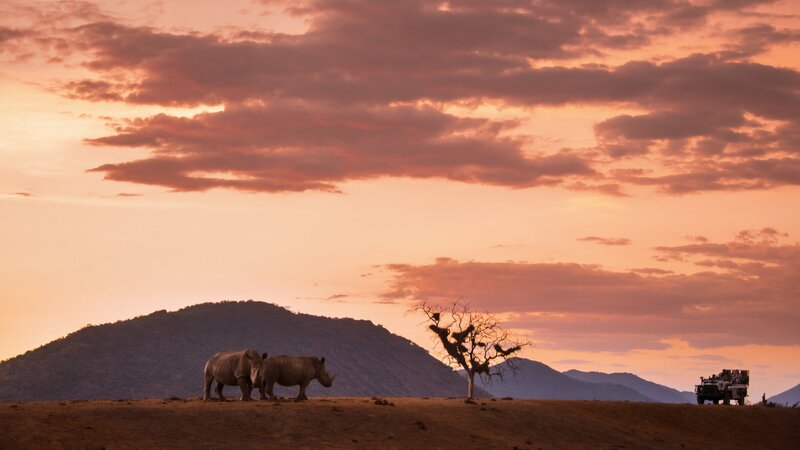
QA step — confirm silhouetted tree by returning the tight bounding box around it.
[412,301,530,399]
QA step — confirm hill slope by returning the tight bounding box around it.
[564,369,695,403]
[2,399,798,449]
[0,301,476,401]
[476,358,654,401]
[769,383,800,406]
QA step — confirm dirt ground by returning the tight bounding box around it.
[1,397,798,449]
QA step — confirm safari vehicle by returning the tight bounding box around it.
[695,369,749,405]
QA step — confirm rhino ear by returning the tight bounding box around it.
[262,353,268,360]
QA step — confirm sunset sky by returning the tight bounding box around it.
[1,0,799,397]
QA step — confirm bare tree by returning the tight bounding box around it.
[412,301,530,399]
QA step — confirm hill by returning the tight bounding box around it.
[0,301,477,401]
[564,369,695,403]
[769,383,800,406]
[475,358,654,401]
[2,398,798,449]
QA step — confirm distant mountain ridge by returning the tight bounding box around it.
[476,358,655,401]
[768,383,800,406]
[0,301,477,401]
[564,369,694,404]
[471,358,694,403]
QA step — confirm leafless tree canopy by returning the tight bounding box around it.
[412,301,530,398]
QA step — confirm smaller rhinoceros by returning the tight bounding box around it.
[203,349,267,401]
[261,355,335,401]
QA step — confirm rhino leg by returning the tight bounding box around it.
[296,380,310,401]
[216,381,226,401]
[257,381,267,400]
[238,377,253,401]
[266,380,277,400]
[203,374,213,401]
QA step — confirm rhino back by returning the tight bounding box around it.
[208,350,245,385]
[267,355,316,386]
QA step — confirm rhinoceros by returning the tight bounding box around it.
[261,355,335,401]
[203,349,267,401]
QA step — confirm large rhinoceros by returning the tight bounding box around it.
[261,355,335,401]
[203,349,267,401]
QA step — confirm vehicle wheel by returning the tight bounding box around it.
[738,398,744,406]
[697,397,704,405]
[713,399,719,404]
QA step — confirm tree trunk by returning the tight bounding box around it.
[467,370,475,399]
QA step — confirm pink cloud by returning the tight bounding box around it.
[629,267,674,275]
[578,236,632,246]
[8,0,799,194]
[0,27,27,44]
[595,109,749,141]
[382,230,800,350]
[725,24,800,56]
[85,103,595,192]
[656,228,799,263]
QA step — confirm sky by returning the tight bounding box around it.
[1,0,799,398]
